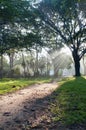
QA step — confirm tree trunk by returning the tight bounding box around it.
[22,54,26,78]
[72,50,81,77]
[0,54,3,78]
[35,48,39,76]
[9,53,14,77]
[74,58,81,76]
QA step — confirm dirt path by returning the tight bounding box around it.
[0,82,58,130]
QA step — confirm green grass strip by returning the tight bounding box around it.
[51,76,86,125]
[0,77,52,95]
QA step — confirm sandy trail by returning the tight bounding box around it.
[0,82,58,130]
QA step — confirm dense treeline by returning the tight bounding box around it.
[0,0,86,77]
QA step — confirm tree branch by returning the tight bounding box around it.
[36,7,68,43]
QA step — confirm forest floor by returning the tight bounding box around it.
[0,80,86,130]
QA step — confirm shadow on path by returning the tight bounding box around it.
[0,83,58,130]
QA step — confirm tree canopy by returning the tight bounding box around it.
[0,0,86,76]
[0,0,41,54]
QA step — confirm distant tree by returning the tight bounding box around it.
[7,49,15,77]
[0,55,9,78]
[38,56,48,76]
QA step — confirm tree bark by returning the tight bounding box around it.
[72,49,81,77]
[74,58,81,76]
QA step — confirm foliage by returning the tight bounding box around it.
[0,0,86,77]
[0,0,41,54]
[0,77,52,94]
[51,77,86,125]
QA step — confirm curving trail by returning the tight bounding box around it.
[0,82,58,130]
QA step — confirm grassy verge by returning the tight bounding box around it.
[51,76,86,126]
[0,77,52,95]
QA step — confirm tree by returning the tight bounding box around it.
[0,0,42,78]
[0,0,40,53]
[7,49,15,77]
[0,55,9,78]
[34,0,86,76]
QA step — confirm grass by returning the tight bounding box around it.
[0,77,52,95]
[51,76,86,126]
